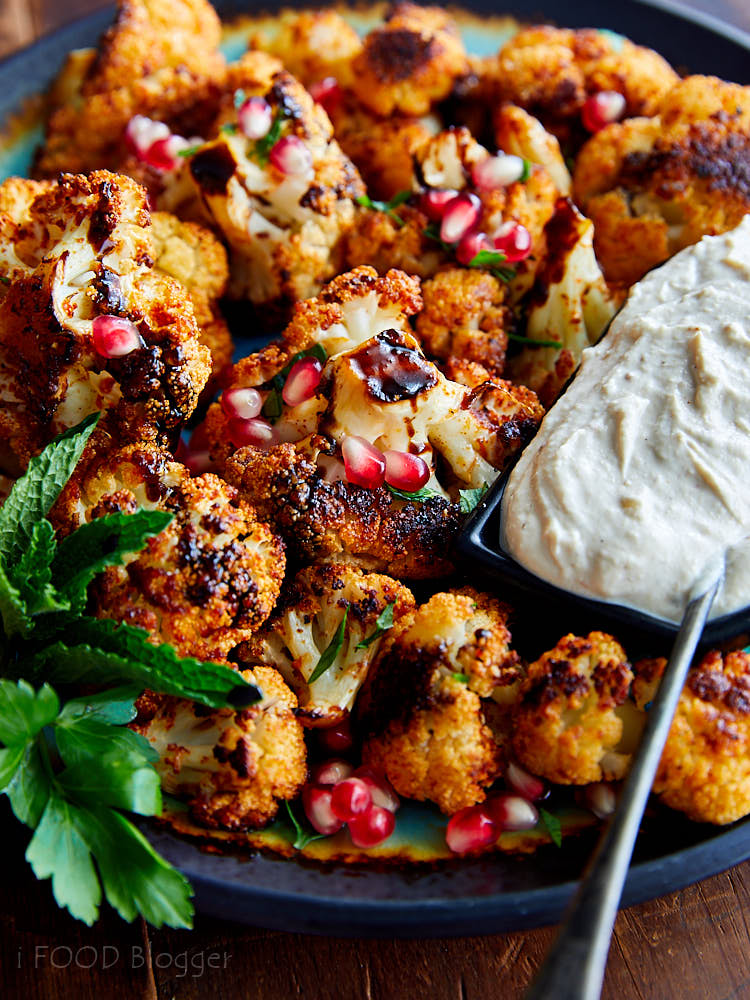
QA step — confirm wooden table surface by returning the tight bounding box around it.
[1,1,750,998]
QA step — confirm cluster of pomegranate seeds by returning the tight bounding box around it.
[342,436,386,489]
[420,188,459,221]
[308,77,342,116]
[581,90,627,133]
[383,450,430,492]
[472,153,525,191]
[493,220,532,263]
[282,356,323,406]
[455,230,494,266]
[445,761,548,854]
[125,115,199,172]
[302,761,399,848]
[270,135,313,176]
[91,315,142,358]
[238,96,272,139]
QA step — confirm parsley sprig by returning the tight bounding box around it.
[357,190,412,227]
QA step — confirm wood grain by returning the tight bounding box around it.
[0,2,749,999]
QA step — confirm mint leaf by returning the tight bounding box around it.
[6,742,51,826]
[58,754,161,816]
[74,805,193,928]
[385,484,443,502]
[51,509,173,612]
[539,807,562,847]
[283,800,326,850]
[355,601,396,650]
[308,608,348,683]
[28,618,259,708]
[459,485,488,514]
[0,679,59,745]
[0,560,31,637]
[10,519,65,617]
[55,716,158,769]
[59,685,141,725]
[0,413,99,566]
[27,793,101,926]
[507,332,563,349]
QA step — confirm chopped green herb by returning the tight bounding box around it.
[0,275,10,285]
[422,222,453,252]
[507,332,563,349]
[355,602,396,650]
[539,807,562,847]
[468,249,516,283]
[177,144,203,158]
[254,107,286,166]
[220,122,238,135]
[233,88,247,109]
[357,190,412,227]
[308,608,348,684]
[262,344,327,423]
[451,672,469,684]
[520,158,532,182]
[385,484,444,503]
[283,800,327,850]
[459,485,488,514]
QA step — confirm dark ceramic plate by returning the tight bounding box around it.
[2,0,749,937]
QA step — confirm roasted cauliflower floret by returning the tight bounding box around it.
[359,590,522,814]
[131,666,307,830]
[344,201,446,278]
[350,3,469,118]
[490,26,678,146]
[54,442,285,661]
[508,198,617,406]
[633,651,750,825]
[415,268,512,375]
[0,172,210,474]
[238,562,415,726]
[493,103,571,196]
[512,633,644,785]
[183,52,364,318]
[248,9,362,90]
[573,76,750,285]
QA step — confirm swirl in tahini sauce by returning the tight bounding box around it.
[501,217,750,624]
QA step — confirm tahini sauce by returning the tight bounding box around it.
[501,218,750,624]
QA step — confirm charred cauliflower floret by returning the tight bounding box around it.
[633,651,750,825]
[573,76,750,285]
[359,590,522,814]
[490,26,678,146]
[512,633,644,786]
[150,211,233,390]
[183,52,364,319]
[0,172,210,474]
[508,198,617,406]
[131,666,307,830]
[205,267,543,576]
[493,103,572,196]
[238,562,415,726]
[35,0,226,177]
[248,9,362,90]
[415,268,512,375]
[350,3,469,118]
[54,442,285,661]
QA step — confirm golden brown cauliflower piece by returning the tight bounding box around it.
[35,0,226,177]
[493,103,572,196]
[131,665,307,830]
[204,267,542,577]
[633,651,750,825]
[344,201,446,279]
[183,52,364,320]
[238,561,415,726]
[350,3,468,118]
[54,442,285,662]
[0,172,210,475]
[150,211,233,390]
[512,633,645,785]
[490,26,678,146]
[573,76,750,285]
[359,589,522,814]
[248,9,362,90]
[416,268,512,375]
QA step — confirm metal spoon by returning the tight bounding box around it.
[523,560,724,1000]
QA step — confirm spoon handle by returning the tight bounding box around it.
[524,577,721,1000]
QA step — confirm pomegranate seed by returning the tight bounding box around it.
[419,188,459,221]
[472,154,525,190]
[506,761,547,802]
[353,766,400,813]
[282,356,323,406]
[330,777,372,822]
[92,315,142,358]
[445,806,497,854]
[144,136,184,172]
[302,784,344,835]
[125,115,169,158]
[348,804,395,848]
[383,450,430,492]
[583,782,617,819]
[342,436,386,489]
[312,759,354,786]
[318,717,354,753]
[455,230,494,266]
[226,416,277,449]
[440,192,481,244]
[487,794,539,832]
[221,387,263,421]
[270,135,313,177]
[184,447,213,476]
[493,221,532,263]
[582,90,626,133]
[238,96,273,139]
[309,77,342,116]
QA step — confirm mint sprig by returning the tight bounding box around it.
[355,601,396,650]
